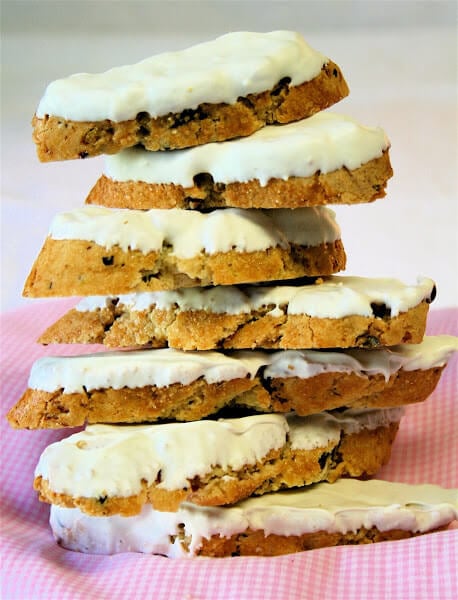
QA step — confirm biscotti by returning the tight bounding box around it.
[32,31,349,161]
[49,479,458,556]
[38,276,436,349]
[8,337,457,429]
[22,206,345,297]
[34,408,402,515]
[86,113,392,210]
[12,27,457,570]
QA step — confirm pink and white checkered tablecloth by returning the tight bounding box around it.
[1,301,457,600]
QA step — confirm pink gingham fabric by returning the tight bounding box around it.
[1,301,457,600]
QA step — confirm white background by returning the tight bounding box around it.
[1,0,457,311]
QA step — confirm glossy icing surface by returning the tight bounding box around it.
[27,336,458,394]
[48,206,340,257]
[35,408,402,497]
[104,113,389,186]
[76,276,435,317]
[36,31,327,121]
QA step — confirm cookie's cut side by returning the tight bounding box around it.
[8,337,457,429]
[32,31,349,161]
[37,276,436,349]
[86,113,391,209]
[22,207,344,296]
[34,408,402,515]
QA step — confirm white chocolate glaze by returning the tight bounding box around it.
[36,31,327,121]
[76,275,435,318]
[264,336,458,380]
[36,415,287,497]
[48,206,340,257]
[326,407,403,436]
[34,408,402,498]
[28,348,266,393]
[27,336,458,394]
[105,113,389,187]
[50,479,458,556]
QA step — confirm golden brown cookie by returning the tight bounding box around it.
[37,277,436,350]
[22,207,345,297]
[9,337,457,429]
[87,153,392,210]
[34,409,401,515]
[85,112,391,210]
[32,61,348,162]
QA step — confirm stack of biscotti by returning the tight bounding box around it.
[9,31,458,557]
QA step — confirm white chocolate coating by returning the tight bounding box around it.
[34,408,403,498]
[264,336,458,380]
[28,348,265,393]
[76,276,435,318]
[27,336,458,394]
[48,206,340,257]
[105,113,389,187]
[36,31,327,121]
[50,479,458,556]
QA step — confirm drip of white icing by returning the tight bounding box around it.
[48,206,340,257]
[105,113,389,187]
[49,479,458,556]
[34,409,402,498]
[27,336,458,394]
[36,31,327,121]
[76,276,435,318]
